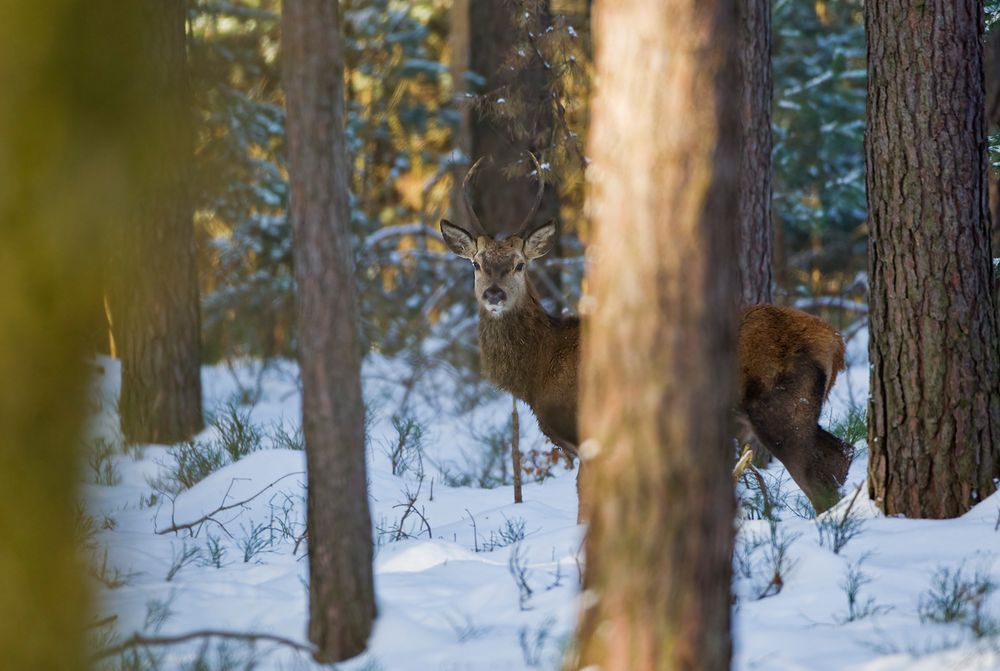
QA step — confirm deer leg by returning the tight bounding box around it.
[742,354,851,513]
[533,414,586,522]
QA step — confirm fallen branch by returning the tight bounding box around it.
[156,472,305,536]
[92,629,315,661]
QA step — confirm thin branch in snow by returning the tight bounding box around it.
[91,629,315,661]
[155,472,305,536]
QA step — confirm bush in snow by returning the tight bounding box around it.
[816,484,865,554]
[209,402,263,461]
[918,563,999,639]
[830,402,867,450]
[381,414,425,478]
[149,440,228,495]
[86,436,122,486]
[837,554,889,623]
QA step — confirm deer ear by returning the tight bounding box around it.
[522,219,557,260]
[440,219,477,259]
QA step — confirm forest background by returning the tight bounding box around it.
[180,0,922,380]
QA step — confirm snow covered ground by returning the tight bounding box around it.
[83,327,1000,670]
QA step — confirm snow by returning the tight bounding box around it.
[85,329,1000,670]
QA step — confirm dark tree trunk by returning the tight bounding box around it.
[985,26,1000,251]
[737,0,773,308]
[282,0,376,661]
[468,0,560,237]
[866,0,1000,518]
[571,0,738,669]
[738,0,774,467]
[111,0,203,445]
[450,0,474,232]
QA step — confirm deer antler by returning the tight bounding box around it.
[516,152,546,238]
[462,156,488,237]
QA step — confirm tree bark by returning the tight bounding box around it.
[282,0,377,661]
[468,0,560,237]
[737,0,773,308]
[866,0,1000,518]
[985,26,1000,251]
[111,0,204,445]
[449,0,473,232]
[571,0,738,669]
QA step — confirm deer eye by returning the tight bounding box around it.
[515,262,525,272]
[473,261,481,271]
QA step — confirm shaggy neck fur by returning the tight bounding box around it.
[477,280,559,403]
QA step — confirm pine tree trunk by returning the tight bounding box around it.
[737,0,773,308]
[449,0,474,232]
[866,0,1000,518]
[985,26,1000,251]
[571,1,739,669]
[282,0,377,661]
[112,0,203,445]
[468,0,560,237]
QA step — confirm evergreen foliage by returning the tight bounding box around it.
[772,0,866,300]
[189,0,880,363]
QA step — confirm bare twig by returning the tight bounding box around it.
[88,614,118,629]
[92,629,315,661]
[363,222,443,251]
[512,396,523,504]
[742,463,772,519]
[465,508,479,552]
[155,472,305,536]
[392,480,432,540]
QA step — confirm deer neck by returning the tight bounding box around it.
[478,282,552,402]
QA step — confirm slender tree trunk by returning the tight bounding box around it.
[986,26,1000,251]
[468,0,560,237]
[866,0,1000,518]
[1,2,152,667]
[512,396,523,503]
[282,0,376,661]
[111,0,204,445]
[739,0,774,467]
[449,0,473,231]
[571,1,739,669]
[737,0,773,308]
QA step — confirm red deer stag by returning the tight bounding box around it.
[440,156,853,512]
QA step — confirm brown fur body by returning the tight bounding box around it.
[479,283,580,453]
[737,305,852,511]
[478,287,851,512]
[441,218,852,512]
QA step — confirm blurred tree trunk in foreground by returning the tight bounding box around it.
[572,0,739,669]
[110,0,204,445]
[737,0,773,308]
[282,0,377,661]
[866,0,1000,518]
[0,1,152,668]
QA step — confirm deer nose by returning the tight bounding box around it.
[483,286,506,305]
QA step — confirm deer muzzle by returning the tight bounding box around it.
[483,286,506,305]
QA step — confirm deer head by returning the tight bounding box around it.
[440,154,557,317]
